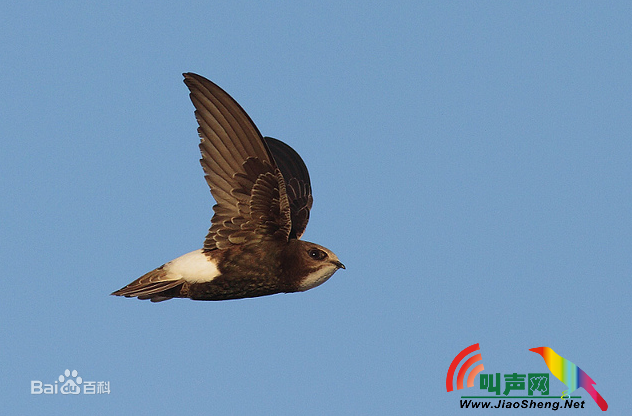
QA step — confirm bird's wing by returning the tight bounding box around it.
[183,73,292,250]
[264,137,313,239]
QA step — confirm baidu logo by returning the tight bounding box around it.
[59,369,82,394]
[31,369,110,395]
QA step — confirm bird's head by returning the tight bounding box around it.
[529,347,546,356]
[288,240,345,291]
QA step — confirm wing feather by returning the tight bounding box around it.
[264,137,313,239]
[183,73,293,249]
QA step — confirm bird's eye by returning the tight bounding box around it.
[308,249,327,261]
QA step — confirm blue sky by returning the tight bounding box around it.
[1,1,630,414]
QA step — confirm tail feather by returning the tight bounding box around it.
[111,267,186,301]
[583,384,608,411]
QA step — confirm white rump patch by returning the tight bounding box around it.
[164,249,220,283]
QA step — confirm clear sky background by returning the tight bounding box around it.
[1,1,630,415]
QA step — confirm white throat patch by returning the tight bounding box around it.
[297,265,337,291]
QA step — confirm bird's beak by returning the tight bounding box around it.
[334,261,345,270]
[529,347,543,354]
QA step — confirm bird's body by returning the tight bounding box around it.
[112,73,344,302]
[530,347,607,411]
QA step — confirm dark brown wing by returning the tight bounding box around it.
[183,73,292,250]
[264,137,313,239]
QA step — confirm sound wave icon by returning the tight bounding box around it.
[446,343,485,392]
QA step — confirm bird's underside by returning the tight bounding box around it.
[112,73,344,302]
[114,249,286,302]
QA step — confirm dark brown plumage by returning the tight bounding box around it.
[112,73,344,302]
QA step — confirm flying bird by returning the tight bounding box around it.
[112,73,344,302]
[529,347,607,411]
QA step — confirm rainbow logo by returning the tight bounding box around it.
[446,343,485,392]
[530,347,608,411]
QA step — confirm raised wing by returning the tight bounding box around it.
[183,73,292,250]
[264,137,313,239]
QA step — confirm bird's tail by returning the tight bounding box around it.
[583,384,608,411]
